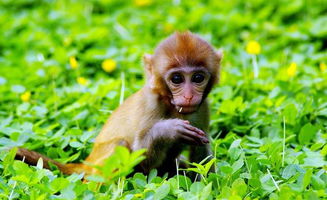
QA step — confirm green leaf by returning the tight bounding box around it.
[177,175,192,191]
[302,168,313,190]
[220,165,233,175]
[67,173,84,182]
[200,182,212,200]
[153,183,170,200]
[13,160,33,176]
[298,123,319,144]
[310,16,327,37]
[148,169,157,183]
[85,175,105,183]
[133,173,147,188]
[231,178,247,197]
[283,104,298,125]
[303,150,327,168]
[11,175,31,184]
[204,158,216,176]
[311,175,325,190]
[216,86,233,100]
[232,157,244,173]
[317,108,327,116]
[69,141,83,148]
[190,182,205,194]
[219,99,236,114]
[50,177,69,193]
[179,192,198,200]
[2,147,17,175]
[282,164,304,179]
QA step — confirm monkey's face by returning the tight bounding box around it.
[165,66,211,114]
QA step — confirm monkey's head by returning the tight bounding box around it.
[144,31,222,114]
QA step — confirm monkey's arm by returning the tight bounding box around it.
[132,119,209,173]
[189,145,213,165]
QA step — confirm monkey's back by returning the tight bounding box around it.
[84,87,164,166]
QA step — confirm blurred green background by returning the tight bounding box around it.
[0,0,326,199]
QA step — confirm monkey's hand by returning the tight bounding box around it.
[163,119,209,145]
[133,119,209,152]
[132,119,209,172]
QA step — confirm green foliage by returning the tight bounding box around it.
[184,156,216,183]
[0,0,326,199]
[90,146,146,183]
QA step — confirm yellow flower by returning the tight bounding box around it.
[69,56,78,69]
[134,0,152,6]
[320,62,326,72]
[287,62,297,77]
[77,77,88,85]
[246,40,261,55]
[21,91,31,102]
[102,59,117,73]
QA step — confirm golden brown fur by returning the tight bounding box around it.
[15,31,222,177]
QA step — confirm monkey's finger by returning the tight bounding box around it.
[183,124,206,136]
[179,135,203,145]
[179,129,209,144]
[201,137,209,144]
[192,127,206,136]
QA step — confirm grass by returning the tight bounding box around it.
[0,0,326,199]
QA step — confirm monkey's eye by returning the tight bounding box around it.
[191,73,205,83]
[171,74,184,84]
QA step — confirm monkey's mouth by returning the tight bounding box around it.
[176,105,197,114]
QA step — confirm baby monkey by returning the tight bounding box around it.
[16,31,222,176]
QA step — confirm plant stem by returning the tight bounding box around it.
[252,55,259,78]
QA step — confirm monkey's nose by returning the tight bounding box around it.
[183,95,193,105]
[183,95,193,100]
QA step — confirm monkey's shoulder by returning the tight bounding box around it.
[95,88,164,143]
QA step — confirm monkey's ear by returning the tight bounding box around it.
[215,49,223,63]
[143,54,153,67]
[143,54,153,74]
[143,54,155,88]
